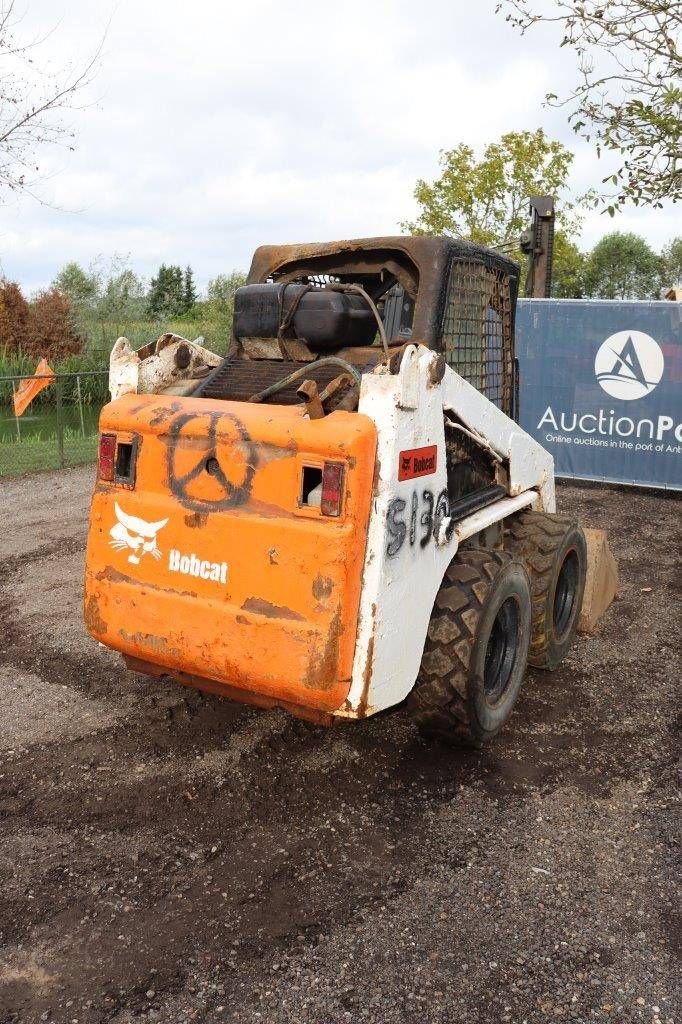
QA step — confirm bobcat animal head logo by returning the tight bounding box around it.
[109,502,168,565]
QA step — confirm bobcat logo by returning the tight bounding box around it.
[109,502,168,565]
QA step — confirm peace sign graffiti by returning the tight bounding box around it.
[166,410,257,513]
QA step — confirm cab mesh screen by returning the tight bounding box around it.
[441,260,513,414]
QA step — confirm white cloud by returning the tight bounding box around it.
[0,0,676,294]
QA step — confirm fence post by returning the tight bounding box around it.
[56,378,65,468]
[76,374,86,438]
[10,380,21,441]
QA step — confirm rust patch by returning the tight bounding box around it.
[93,564,198,598]
[119,629,181,659]
[357,602,377,718]
[184,510,209,529]
[235,614,249,625]
[84,596,107,637]
[241,597,305,621]
[303,604,341,692]
[312,574,334,601]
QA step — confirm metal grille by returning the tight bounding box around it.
[441,260,514,414]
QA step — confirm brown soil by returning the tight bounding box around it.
[0,466,679,1024]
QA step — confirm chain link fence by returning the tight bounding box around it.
[0,371,109,478]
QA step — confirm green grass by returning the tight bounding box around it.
[0,427,98,477]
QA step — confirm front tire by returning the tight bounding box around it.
[506,512,587,670]
[408,549,532,744]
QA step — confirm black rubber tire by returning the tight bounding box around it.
[506,511,587,670]
[408,548,532,744]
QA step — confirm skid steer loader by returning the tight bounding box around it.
[84,236,616,741]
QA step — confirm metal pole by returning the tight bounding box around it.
[10,380,21,441]
[76,374,86,437]
[56,378,65,468]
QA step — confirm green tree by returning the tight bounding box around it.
[402,130,580,245]
[206,271,247,306]
[551,233,587,298]
[204,271,247,343]
[53,262,98,310]
[148,263,185,316]
[98,269,146,328]
[585,232,660,299]
[659,237,682,290]
[183,265,197,312]
[497,1,681,212]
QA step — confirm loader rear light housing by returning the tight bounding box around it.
[98,433,116,481]
[98,433,138,486]
[320,461,345,517]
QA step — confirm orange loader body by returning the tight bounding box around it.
[84,393,377,716]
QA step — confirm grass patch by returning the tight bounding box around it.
[0,428,98,477]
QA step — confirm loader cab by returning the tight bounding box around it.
[198,236,519,416]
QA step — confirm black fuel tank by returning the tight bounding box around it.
[233,284,376,349]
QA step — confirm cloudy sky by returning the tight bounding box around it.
[0,0,677,294]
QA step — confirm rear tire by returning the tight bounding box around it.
[408,548,532,744]
[506,512,587,670]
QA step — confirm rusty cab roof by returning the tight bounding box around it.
[247,236,519,348]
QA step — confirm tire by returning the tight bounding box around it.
[408,548,532,744]
[506,512,587,670]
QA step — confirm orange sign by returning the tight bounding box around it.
[12,358,56,417]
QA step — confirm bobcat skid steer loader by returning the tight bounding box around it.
[84,237,617,741]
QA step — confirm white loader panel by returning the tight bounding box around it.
[340,344,555,719]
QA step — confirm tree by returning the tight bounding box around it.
[98,268,146,327]
[53,262,99,311]
[206,271,247,307]
[497,1,681,212]
[402,129,590,296]
[402,130,579,245]
[551,233,587,298]
[148,263,185,316]
[584,231,660,299]
[0,1,101,201]
[205,270,246,339]
[183,265,197,312]
[659,237,682,289]
[26,287,82,359]
[0,279,29,351]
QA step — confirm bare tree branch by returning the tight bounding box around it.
[0,0,104,202]
[496,0,681,211]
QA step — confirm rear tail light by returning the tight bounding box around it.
[98,433,116,481]
[98,434,137,485]
[320,461,345,517]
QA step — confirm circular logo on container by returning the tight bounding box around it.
[595,330,664,400]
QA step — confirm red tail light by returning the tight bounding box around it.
[321,461,345,517]
[98,433,116,481]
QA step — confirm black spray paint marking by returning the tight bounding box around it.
[386,497,407,557]
[386,488,452,556]
[166,410,257,513]
[409,491,418,546]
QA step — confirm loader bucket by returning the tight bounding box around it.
[578,528,618,634]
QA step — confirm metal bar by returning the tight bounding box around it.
[76,374,86,437]
[454,491,536,544]
[10,381,21,441]
[56,379,65,468]
[0,371,108,382]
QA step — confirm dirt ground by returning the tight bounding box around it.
[0,466,679,1024]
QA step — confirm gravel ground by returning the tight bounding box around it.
[0,466,679,1024]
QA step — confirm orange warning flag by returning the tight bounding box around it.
[12,358,56,417]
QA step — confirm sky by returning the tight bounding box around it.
[0,0,678,295]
